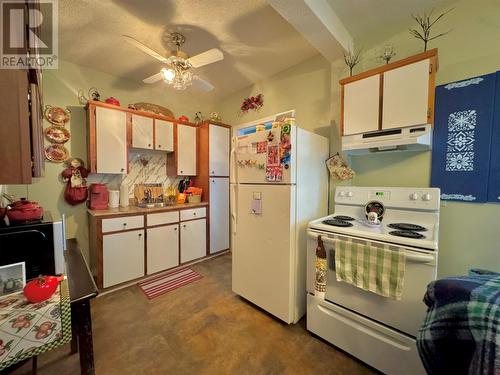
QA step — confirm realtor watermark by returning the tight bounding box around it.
[1,0,58,69]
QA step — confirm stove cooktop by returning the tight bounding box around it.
[388,223,427,232]
[388,230,426,239]
[322,219,353,227]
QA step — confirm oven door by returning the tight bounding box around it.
[308,230,437,337]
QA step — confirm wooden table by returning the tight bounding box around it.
[65,239,99,375]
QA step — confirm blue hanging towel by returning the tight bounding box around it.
[487,71,500,203]
[431,74,496,203]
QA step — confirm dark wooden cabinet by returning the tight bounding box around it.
[0,70,44,184]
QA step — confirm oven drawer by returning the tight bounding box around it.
[102,215,144,233]
[307,295,426,375]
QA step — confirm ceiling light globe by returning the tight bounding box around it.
[161,68,175,82]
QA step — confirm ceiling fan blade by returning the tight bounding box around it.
[122,35,168,63]
[193,75,215,92]
[187,48,224,68]
[143,72,163,84]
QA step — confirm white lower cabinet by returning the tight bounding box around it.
[210,178,229,253]
[103,229,145,288]
[180,219,206,263]
[147,224,179,275]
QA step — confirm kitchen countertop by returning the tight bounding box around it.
[87,201,208,218]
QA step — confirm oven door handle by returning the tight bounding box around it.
[405,253,435,264]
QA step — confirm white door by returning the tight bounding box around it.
[210,178,229,253]
[180,219,206,263]
[132,115,154,149]
[382,59,430,129]
[343,75,380,135]
[103,229,145,288]
[95,107,128,174]
[177,125,197,175]
[209,124,230,176]
[232,184,294,323]
[155,120,174,152]
[147,224,179,274]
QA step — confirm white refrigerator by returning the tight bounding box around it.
[231,123,329,323]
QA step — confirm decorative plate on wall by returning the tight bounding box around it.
[44,106,70,126]
[45,144,69,163]
[44,126,70,144]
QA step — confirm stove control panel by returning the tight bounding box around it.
[335,187,440,211]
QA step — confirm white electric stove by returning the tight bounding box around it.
[306,186,440,375]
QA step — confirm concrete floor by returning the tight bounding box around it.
[9,253,375,375]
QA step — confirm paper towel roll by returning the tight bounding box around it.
[120,184,129,207]
[109,190,120,208]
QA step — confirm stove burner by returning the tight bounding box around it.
[323,219,353,227]
[333,215,355,221]
[388,223,427,232]
[389,230,425,239]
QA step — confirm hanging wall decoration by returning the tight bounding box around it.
[326,153,355,181]
[431,73,496,203]
[409,8,453,52]
[44,106,70,126]
[240,94,264,114]
[43,106,71,163]
[61,158,89,206]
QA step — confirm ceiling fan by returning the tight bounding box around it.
[122,32,223,91]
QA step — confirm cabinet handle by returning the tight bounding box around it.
[148,144,151,147]
[121,168,125,172]
[193,213,196,216]
[158,144,161,148]
[174,227,177,231]
[211,171,214,174]
[123,223,127,226]
[180,170,183,174]
[183,224,186,228]
[138,233,142,237]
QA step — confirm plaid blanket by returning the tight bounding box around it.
[417,269,500,375]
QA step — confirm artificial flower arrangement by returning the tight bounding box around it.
[240,94,264,113]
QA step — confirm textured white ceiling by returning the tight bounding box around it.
[56,0,319,99]
[327,0,458,48]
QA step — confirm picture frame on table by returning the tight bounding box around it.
[0,262,26,296]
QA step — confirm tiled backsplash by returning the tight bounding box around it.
[87,150,179,197]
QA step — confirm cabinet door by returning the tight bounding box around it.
[147,224,179,274]
[209,125,230,176]
[180,219,206,263]
[177,125,197,175]
[132,114,154,149]
[103,229,145,288]
[96,106,128,174]
[382,59,430,129]
[343,75,380,135]
[209,177,229,253]
[155,120,174,151]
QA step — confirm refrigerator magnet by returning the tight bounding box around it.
[266,145,280,167]
[257,141,267,153]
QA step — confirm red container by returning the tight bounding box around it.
[7,199,44,223]
[89,184,109,210]
[105,97,120,106]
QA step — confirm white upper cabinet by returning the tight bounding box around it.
[382,59,430,130]
[209,125,230,176]
[155,120,174,152]
[95,106,127,174]
[132,114,154,149]
[343,75,380,135]
[177,125,197,176]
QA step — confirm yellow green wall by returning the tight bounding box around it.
[220,0,500,277]
[7,59,210,260]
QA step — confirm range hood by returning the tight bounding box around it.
[342,124,433,155]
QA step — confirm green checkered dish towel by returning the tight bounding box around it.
[335,239,406,300]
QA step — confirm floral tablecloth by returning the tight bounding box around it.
[0,280,71,370]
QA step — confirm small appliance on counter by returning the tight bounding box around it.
[108,190,120,208]
[89,183,109,210]
[0,212,66,280]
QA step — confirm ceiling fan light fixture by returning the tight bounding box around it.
[161,67,175,82]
